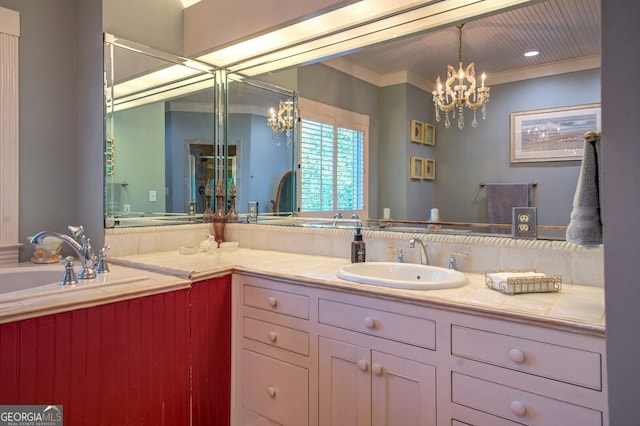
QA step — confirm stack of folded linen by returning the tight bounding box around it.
[485,271,561,295]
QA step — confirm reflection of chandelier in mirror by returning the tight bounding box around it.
[432,24,490,130]
[267,99,296,138]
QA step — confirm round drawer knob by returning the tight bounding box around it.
[268,386,277,398]
[363,317,376,329]
[372,363,383,376]
[268,297,278,308]
[510,400,526,417]
[357,359,368,372]
[509,348,526,363]
[268,331,277,342]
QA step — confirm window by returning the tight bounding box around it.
[298,98,368,217]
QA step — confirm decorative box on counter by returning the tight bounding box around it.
[485,271,562,295]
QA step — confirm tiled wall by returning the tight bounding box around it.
[105,222,604,286]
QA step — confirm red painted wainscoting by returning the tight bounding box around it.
[191,275,232,426]
[0,276,232,426]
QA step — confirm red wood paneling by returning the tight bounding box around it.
[191,275,232,426]
[0,289,191,425]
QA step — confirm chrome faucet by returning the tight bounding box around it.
[30,225,103,280]
[333,212,343,227]
[408,237,429,265]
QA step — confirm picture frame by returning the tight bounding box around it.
[510,103,601,163]
[424,123,435,146]
[410,157,425,179]
[424,158,436,180]
[105,138,115,176]
[410,120,425,143]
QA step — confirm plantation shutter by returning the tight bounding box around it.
[298,98,368,216]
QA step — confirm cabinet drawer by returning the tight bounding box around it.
[244,285,309,319]
[452,373,602,426]
[244,317,309,356]
[319,299,436,349]
[451,325,601,389]
[242,349,308,426]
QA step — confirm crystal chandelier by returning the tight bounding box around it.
[432,24,490,129]
[267,99,296,136]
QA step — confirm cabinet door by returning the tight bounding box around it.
[371,351,436,426]
[319,337,371,426]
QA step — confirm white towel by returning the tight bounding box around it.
[566,132,602,245]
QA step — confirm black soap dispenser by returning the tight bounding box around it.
[351,227,366,263]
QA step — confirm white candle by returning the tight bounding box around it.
[430,208,439,222]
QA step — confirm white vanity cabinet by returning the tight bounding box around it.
[232,273,607,426]
[317,296,438,426]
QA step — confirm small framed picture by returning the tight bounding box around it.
[424,158,436,180]
[410,157,425,179]
[424,124,435,146]
[410,120,425,143]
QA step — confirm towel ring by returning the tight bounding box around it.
[584,131,601,142]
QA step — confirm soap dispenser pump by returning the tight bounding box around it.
[351,227,366,263]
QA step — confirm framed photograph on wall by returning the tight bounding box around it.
[424,124,435,146]
[410,157,425,179]
[424,158,436,180]
[410,120,425,143]
[510,103,601,163]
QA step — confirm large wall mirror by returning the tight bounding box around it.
[104,35,297,227]
[103,0,600,240]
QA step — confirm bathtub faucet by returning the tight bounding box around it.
[30,225,99,279]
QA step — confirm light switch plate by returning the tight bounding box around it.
[149,190,157,202]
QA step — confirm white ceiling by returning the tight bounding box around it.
[324,0,600,87]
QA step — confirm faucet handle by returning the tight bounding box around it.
[60,256,78,286]
[449,252,469,270]
[389,247,404,263]
[96,246,111,274]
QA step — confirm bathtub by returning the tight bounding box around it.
[0,263,66,294]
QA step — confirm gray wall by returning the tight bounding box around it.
[0,0,102,261]
[103,0,184,55]
[111,103,166,214]
[435,68,600,227]
[602,1,640,423]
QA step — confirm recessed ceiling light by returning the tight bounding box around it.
[524,50,539,57]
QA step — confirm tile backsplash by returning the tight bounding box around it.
[105,223,604,286]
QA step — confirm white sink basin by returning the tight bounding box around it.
[336,262,468,290]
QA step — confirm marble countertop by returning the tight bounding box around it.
[110,247,605,336]
[0,263,190,324]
